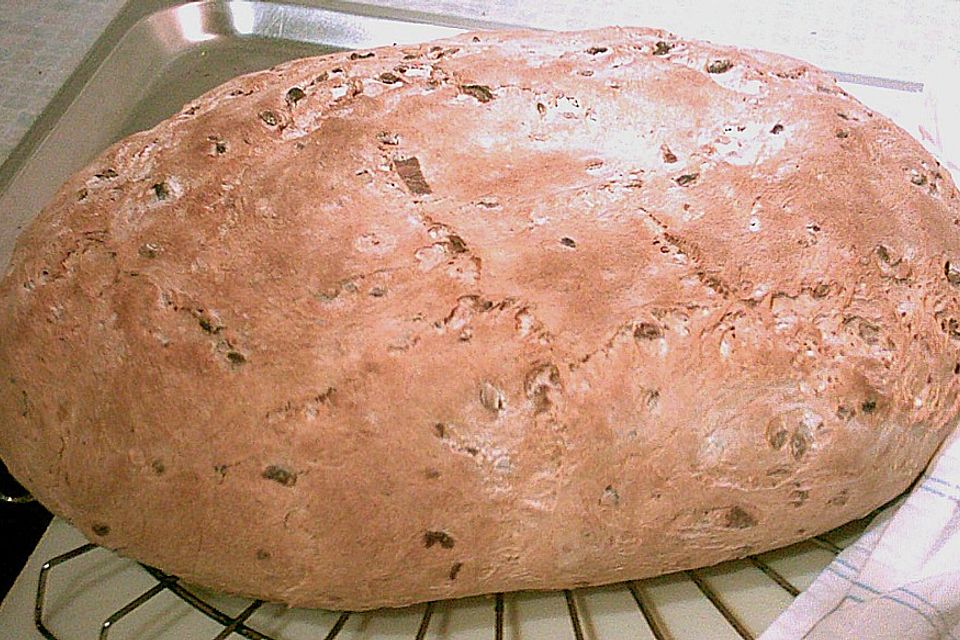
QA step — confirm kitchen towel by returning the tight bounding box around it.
[761,430,960,639]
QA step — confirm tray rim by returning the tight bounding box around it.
[0,0,524,200]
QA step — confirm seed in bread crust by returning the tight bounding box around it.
[258,110,279,127]
[423,530,455,549]
[479,381,506,413]
[285,87,306,105]
[262,465,297,487]
[724,506,756,528]
[706,59,733,74]
[460,84,495,103]
[945,261,960,286]
[653,41,673,55]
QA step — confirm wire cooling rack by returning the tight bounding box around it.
[29,526,859,640]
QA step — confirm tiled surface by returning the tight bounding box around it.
[0,0,125,165]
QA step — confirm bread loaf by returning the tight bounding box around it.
[2,27,959,610]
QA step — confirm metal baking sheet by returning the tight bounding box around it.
[0,0,519,269]
[0,1,919,638]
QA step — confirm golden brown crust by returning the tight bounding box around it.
[2,27,960,609]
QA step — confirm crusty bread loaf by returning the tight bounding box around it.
[2,26,959,610]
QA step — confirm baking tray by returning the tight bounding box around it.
[0,1,927,638]
[0,0,523,268]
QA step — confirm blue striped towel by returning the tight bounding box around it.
[762,429,960,639]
